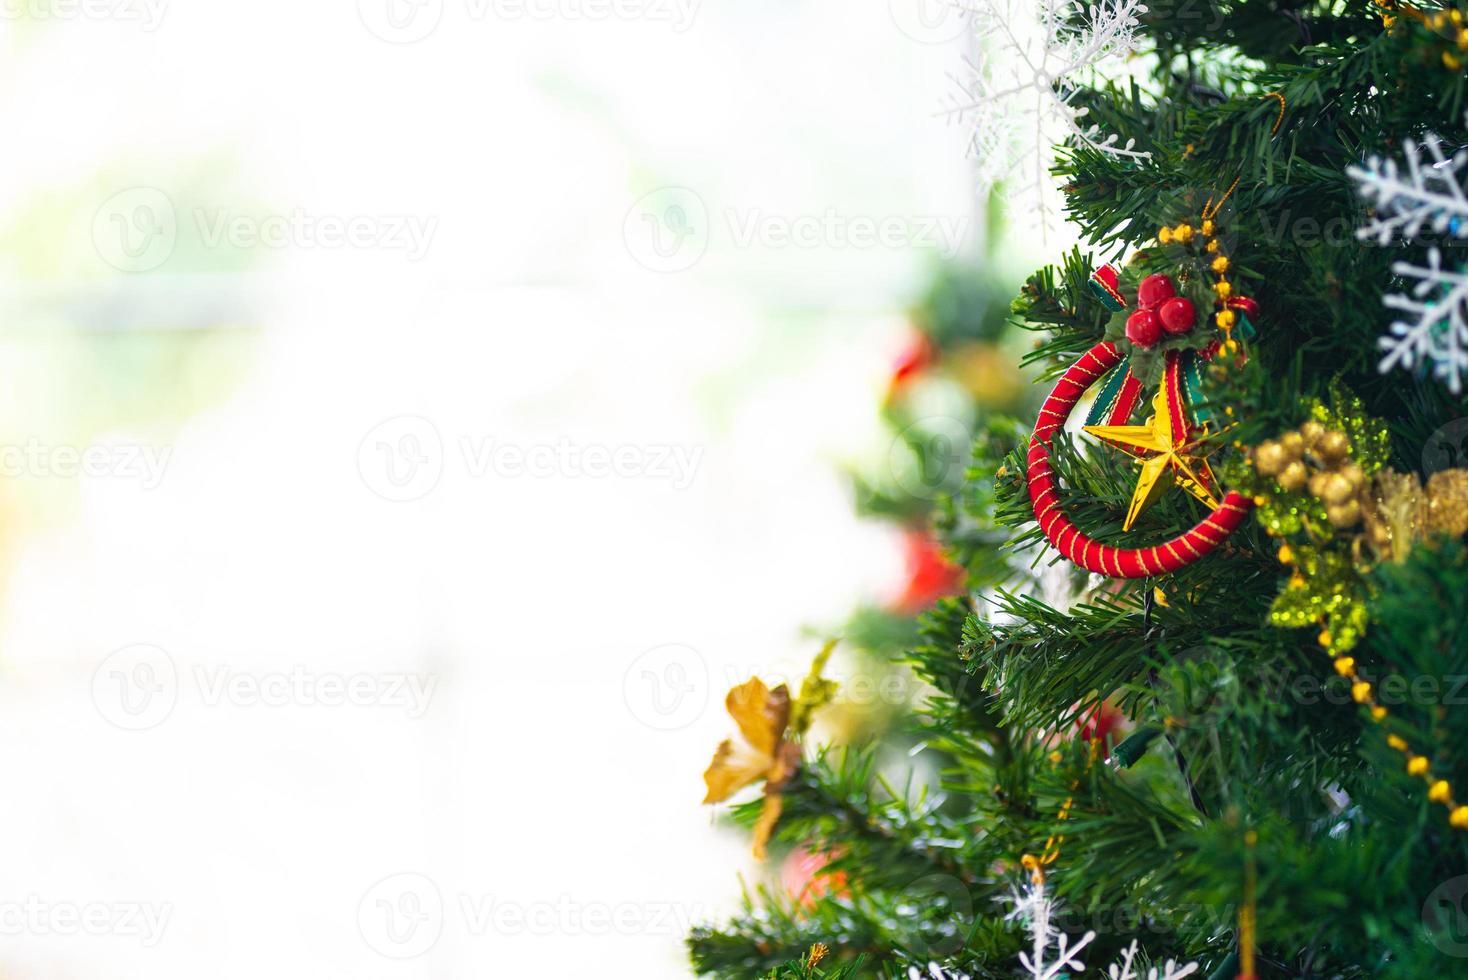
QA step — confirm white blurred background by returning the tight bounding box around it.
[0,2,1012,976]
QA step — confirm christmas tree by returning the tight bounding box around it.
[690,2,1468,977]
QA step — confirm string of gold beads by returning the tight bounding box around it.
[1252,422,1468,831]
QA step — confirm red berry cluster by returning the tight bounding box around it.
[1124,273,1196,349]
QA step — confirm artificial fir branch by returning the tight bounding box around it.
[695,4,1468,976]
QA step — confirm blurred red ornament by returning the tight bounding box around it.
[1158,296,1197,335]
[894,529,965,613]
[1136,273,1176,308]
[781,845,850,908]
[1076,702,1126,743]
[885,332,935,402]
[1125,308,1162,348]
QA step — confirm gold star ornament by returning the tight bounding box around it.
[1083,387,1221,531]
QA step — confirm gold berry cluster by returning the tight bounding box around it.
[1253,422,1468,555]
[1252,421,1363,528]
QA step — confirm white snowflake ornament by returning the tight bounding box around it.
[1349,127,1468,394]
[1007,881,1096,979]
[1006,883,1199,980]
[945,0,1151,225]
[1379,248,1468,395]
[1103,939,1199,980]
[1349,129,1468,246]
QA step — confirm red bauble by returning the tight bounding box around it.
[1158,296,1197,335]
[1136,273,1175,308]
[782,845,851,908]
[1125,308,1162,348]
[1077,702,1126,743]
[1227,296,1260,323]
[893,529,964,613]
[885,331,935,403]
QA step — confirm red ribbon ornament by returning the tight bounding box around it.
[1026,341,1252,578]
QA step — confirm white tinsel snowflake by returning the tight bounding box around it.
[1004,883,1200,980]
[944,0,1150,220]
[1378,248,1468,394]
[1348,129,1468,246]
[1349,128,1468,394]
